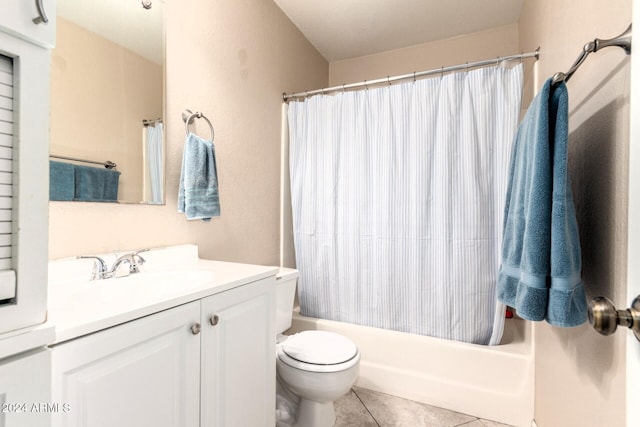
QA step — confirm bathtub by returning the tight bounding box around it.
[287,310,534,427]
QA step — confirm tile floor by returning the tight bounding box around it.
[334,386,513,427]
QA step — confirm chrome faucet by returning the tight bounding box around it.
[78,255,110,280]
[112,249,148,275]
[78,249,150,280]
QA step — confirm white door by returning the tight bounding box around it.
[201,278,276,427]
[627,2,640,425]
[51,302,201,427]
[0,348,50,427]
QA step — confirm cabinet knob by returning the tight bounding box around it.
[191,323,201,335]
[32,0,49,24]
[209,315,219,326]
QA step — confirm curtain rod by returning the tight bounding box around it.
[283,48,539,102]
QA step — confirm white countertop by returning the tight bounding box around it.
[46,245,279,344]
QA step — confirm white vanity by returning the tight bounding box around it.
[47,245,277,427]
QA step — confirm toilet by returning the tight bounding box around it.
[276,268,360,427]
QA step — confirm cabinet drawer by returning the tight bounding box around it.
[0,0,56,48]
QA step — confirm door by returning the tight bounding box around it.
[201,277,276,427]
[51,302,201,427]
[627,2,640,425]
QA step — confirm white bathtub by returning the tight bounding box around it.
[288,310,534,427]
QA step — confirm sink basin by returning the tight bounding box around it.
[116,268,214,288]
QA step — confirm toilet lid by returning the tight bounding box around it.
[281,331,358,365]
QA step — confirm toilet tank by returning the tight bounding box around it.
[276,268,299,335]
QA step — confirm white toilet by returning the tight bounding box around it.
[276,268,360,427]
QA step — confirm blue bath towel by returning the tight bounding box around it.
[49,161,75,201]
[74,164,121,202]
[178,133,220,221]
[497,78,587,327]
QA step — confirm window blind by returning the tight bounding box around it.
[0,54,15,301]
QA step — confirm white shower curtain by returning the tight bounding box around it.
[288,64,523,345]
[144,122,164,204]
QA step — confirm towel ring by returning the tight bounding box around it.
[182,109,214,141]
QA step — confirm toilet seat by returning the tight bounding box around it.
[277,331,359,373]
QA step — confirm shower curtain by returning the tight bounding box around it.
[287,64,523,345]
[144,122,164,204]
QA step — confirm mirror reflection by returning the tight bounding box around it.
[49,0,165,204]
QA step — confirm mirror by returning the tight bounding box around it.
[50,0,165,204]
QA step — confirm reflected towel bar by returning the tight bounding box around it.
[50,155,116,170]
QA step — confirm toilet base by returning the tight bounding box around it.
[294,398,335,427]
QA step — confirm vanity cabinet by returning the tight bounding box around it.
[201,277,275,427]
[51,276,276,427]
[0,0,56,47]
[51,301,201,427]
[0,348,51,427]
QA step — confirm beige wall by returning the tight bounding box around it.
[50,18,163,202]
[519,0,631,426]
[48,0,328,264]
[329,23,520,86]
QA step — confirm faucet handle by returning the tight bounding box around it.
[77,255,109,280]
[130,249,149,273]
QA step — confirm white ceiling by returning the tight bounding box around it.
[273,0,525,62]
[57,0,164,64]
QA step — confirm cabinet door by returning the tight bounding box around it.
[0,348,50,427]
[51,302,201,427]
[201,277,276,427]
[0,0,56,48]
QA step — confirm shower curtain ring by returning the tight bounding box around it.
[342,84,346,93]
[387,76,391,86]
[441,66,444,79]
[364,80,368,90]
[413,71,416,83]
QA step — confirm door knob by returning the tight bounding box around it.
[587,296,640,341]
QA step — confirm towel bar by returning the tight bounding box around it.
[588,295,640,341]
[182,109,214,141]
[552,24,632,85]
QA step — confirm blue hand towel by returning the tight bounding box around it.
[178,133,220,221]
[49,161,75,201]
[73,164,121,202]
[497,78,587,327]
